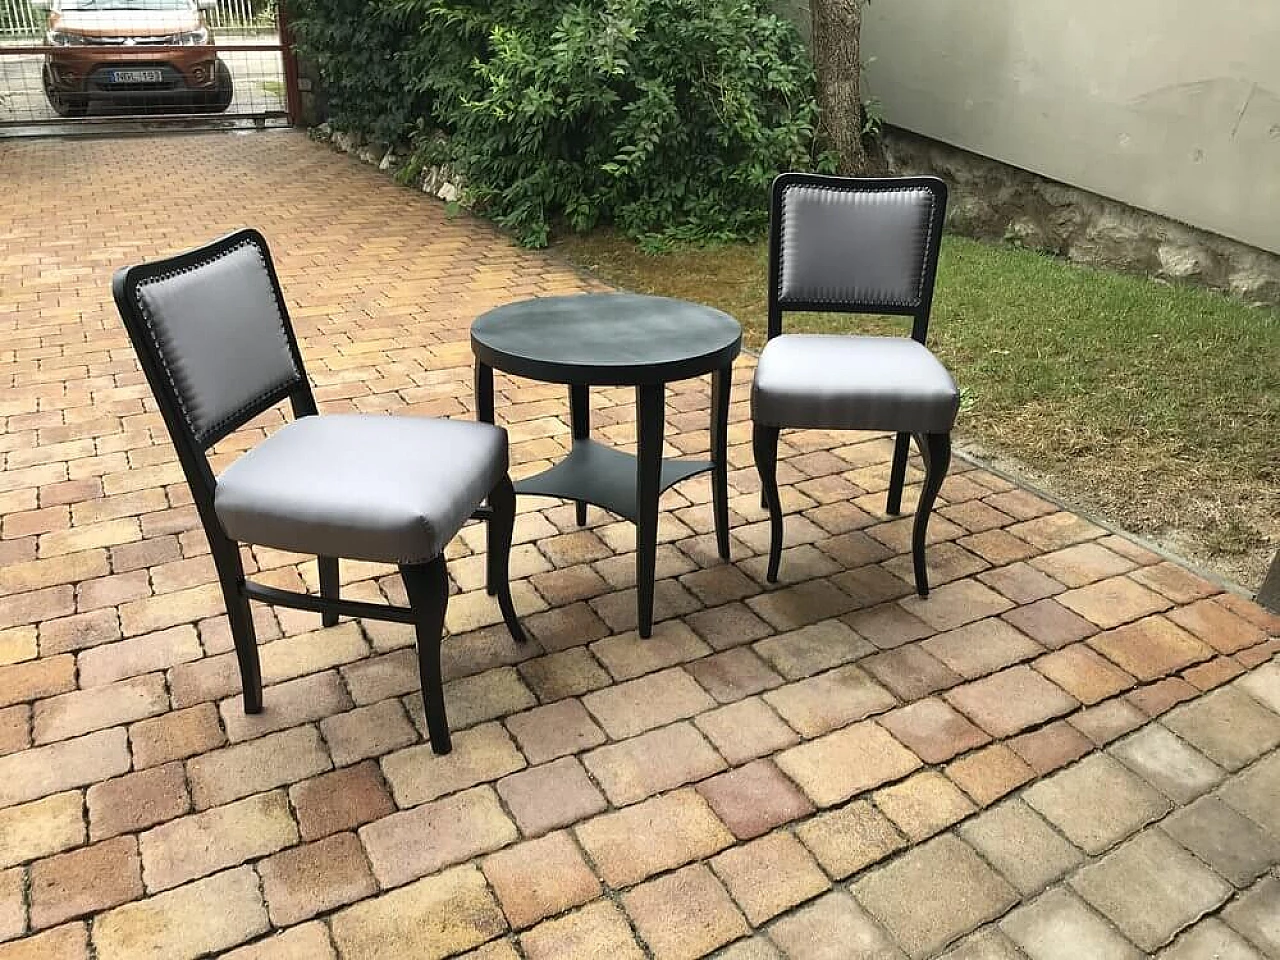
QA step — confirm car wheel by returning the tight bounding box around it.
[203,60,233,113]
[42,66,88,118]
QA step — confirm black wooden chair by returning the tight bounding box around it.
[751,173,958,595]
[113,228,526,755]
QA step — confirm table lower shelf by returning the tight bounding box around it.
[514,439,711,523]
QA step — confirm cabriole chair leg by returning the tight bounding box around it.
[911,432,952,597]
[401,557,452,755]
[753,423,784,583]
[319,556,339,628]
[212,537,263,714]
[886,431,911,515]
[484,503,499,598]
[487,474,528,645]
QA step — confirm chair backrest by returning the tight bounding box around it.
[767,173,948,342]
[112,228,316,512]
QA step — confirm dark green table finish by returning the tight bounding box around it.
[471,293,742,638]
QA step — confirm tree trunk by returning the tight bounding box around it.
[1258,548,1280,613]
[809,0,868,174]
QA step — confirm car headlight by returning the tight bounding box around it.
[176,27,210,45]
[46,30,88,46]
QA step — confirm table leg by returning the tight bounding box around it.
[570,384,590,526]
[475,360,495,425]
[635,383,665,639]
[710,365,732,560]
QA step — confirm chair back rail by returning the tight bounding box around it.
[766,173,949,343]
[112,228,318,530]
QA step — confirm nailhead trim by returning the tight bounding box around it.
[777,183,937,309]
[134,237,301,447]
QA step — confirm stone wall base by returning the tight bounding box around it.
[309,124,465,205]
[883,127,1280,305]
[306,116,1280,306]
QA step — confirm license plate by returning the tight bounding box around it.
[109,69,162,84]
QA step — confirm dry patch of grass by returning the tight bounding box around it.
[554,230,1280,588]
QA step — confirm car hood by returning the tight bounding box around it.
[50,9,201,37]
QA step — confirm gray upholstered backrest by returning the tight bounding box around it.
[133,238,302,447]
[776,182,939,311]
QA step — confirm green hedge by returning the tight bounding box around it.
[290,0,827,245]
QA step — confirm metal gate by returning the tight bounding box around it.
[0,0,299,132]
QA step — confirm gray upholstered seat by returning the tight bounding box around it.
[752,334,959,433]
[215,413,508,564]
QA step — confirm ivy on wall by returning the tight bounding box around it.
[290,0,829,246]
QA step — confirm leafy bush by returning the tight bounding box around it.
[290,0,423,146]
[291,0,826,245]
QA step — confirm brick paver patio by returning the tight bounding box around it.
[1,131,1278,960]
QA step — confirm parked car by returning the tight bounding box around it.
[33,0,233,117]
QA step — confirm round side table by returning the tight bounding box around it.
[471,293,743,637]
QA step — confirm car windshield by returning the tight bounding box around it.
[58,0,194,10]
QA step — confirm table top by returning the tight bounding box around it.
[471,293,742,386]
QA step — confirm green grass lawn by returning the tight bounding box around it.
[553,231,1280,587]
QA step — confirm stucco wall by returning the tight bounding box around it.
[854,0,1280,254]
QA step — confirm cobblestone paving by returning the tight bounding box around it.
[1,131,1279,959]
